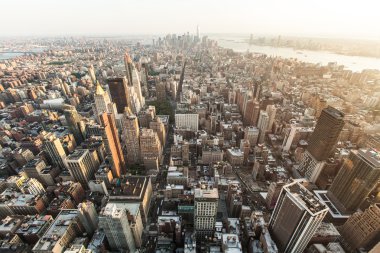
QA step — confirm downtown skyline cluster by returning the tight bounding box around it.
[0,31,379,253]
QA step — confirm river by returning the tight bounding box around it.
[208,35,380,72]
[0,47,46,60]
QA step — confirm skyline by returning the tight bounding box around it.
[1,0,380,40]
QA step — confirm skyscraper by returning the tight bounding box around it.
[99,112,126,177]
[269,181,328,253]
[149,117,167,147]
[266,104,276,132]
[124,52,145,112]
[78,200,99,235]
[99,202,136,252]
[257,110,269,144]
[41,132,66,170]
[339,203,380,251]
[64,105,84,145]
[327,149,380,213]
[244,126,259,148]
[306,106,345,161]
[140,128,162,170]
[64,149,100,189]
[194,187,218,240]
[93,82,117,122]
[122,107,141,165]
[298,106,345,182]
[107,77,130,114]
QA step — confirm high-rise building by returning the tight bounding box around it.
[78,200,98,235]
[266,104,276,132]
[64,149,100,189]
[194,187,218,239]
[156,81,166,101]
[306,106,345,161]
[64,105,84,145]
[339,203,380,251]
[93,82,117,122]
[269,181,328,253]
[99,202,136,252]
[41,132,66,170]
[99,112,125,177]
[298,106,344,182]
[244,126,259,148]
[327,149,380,213]
[257,110,269,144]
[140,128,162,170]
[122,107,141,165]
[107,77,130,114]
[124,52,144,113]
[149,117,167,147]
[266,181,286,210]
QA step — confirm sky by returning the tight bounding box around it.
[1,0,379,39]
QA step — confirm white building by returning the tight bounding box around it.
[175,113,199,132]
[269,181,328,253]
[257,110,269,144]
[194,187,218,239]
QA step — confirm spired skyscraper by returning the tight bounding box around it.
[93,82,117,123]
[269,181,328,253]
[298,106,345,182]
[327,149,380,214]
[124,52,145,114]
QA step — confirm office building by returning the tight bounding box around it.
[99,112,125,177]
[327,149,380,213]
[307,106,345,160]
[149,117,167,147]
[107,77,130,114]
[257,110,269,144]
[194,187,218,239]
[266,104,276,132]
[269,181,328,253]
[93,82,117,122]
[339,203,380,251]
[266,181,286,210]
[99,202,136,252]
[42,132,66,170]
[298,107,345,182]
[64,149,100,189]
[33,210,85,253]
[140,128,162,170]
[122,107,141,165]
[78,201,98,235]
[108,176,152,225]
[244,126,259,148]
[64,105,84,145]
[175,113,199,132]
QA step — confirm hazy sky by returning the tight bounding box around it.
[1,0,379,39]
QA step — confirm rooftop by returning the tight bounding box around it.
[66,149,88,161]
[194,187,218,199]
[33,210,79,252]
[285,181,328,214]
[357,148,380,168]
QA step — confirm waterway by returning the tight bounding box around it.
[208,34,380,72]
